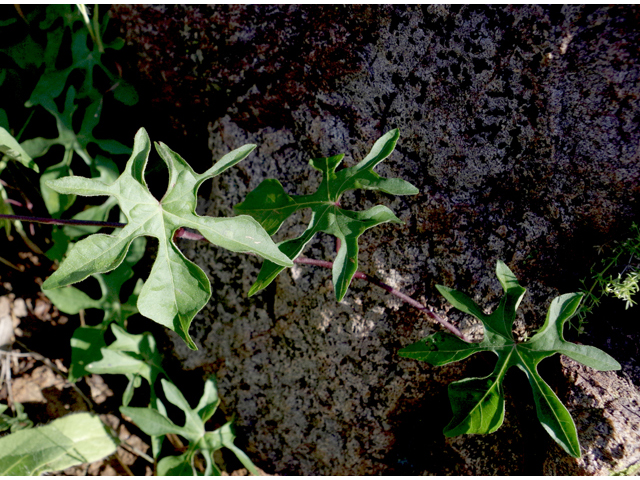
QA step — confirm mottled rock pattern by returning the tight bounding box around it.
[544,357,640,475]
[111,5,640,475]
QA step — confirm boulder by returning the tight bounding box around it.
[544,357,640,475]
[111,5,640,474]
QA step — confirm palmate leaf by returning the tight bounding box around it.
[26,87,130,218]
[86,324,166,407]
[235,129,418,301]
[122,377,259,476]
[42,128,293,349]
[399,260,621,458]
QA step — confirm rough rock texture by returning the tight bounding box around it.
[111,5,640,475]
[544,357,640,475]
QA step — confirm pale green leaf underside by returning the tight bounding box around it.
[399,260,621,458]
[235,129,418,301]
[42,128,292,350]
[0,127,39,172]
[0,413,116,475]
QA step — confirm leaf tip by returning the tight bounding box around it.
[247,284,261,297]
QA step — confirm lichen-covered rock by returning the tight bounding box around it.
[111,5,640,475]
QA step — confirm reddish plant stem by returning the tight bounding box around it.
[0,214,126,229]
[1,214,469,341]
[293,256,470,342]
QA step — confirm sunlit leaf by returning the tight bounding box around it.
[42,128,293,349]
[85,324,165,405]
[235,129,418,301]
[122,377,258,476]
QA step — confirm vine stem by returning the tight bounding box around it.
[292,257,470,342]
[0,214,469,341]
[0,214,126,229]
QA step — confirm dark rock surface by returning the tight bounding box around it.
[111,5,640,475]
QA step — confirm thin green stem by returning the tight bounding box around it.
[16,111,35,142]
[92,4,104,53]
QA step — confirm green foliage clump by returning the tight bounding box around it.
[0,3,627,475]
[122,378,259,476]
[399,260,620,458]
[577,222,640,331]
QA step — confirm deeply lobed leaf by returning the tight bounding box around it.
[235,129,418,301]
[399,260,620,458]
[122,376,259,475]
[42,128,293,349]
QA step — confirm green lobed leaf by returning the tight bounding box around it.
[33,87,126,219]
[399,260,621,458]
[26,81,131,221]
[235,129,418,301]
[0,413,116,475]
[27,5,137,109]
[123,375,256,475]
[42,128,292,349]
[86,324,165,402]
